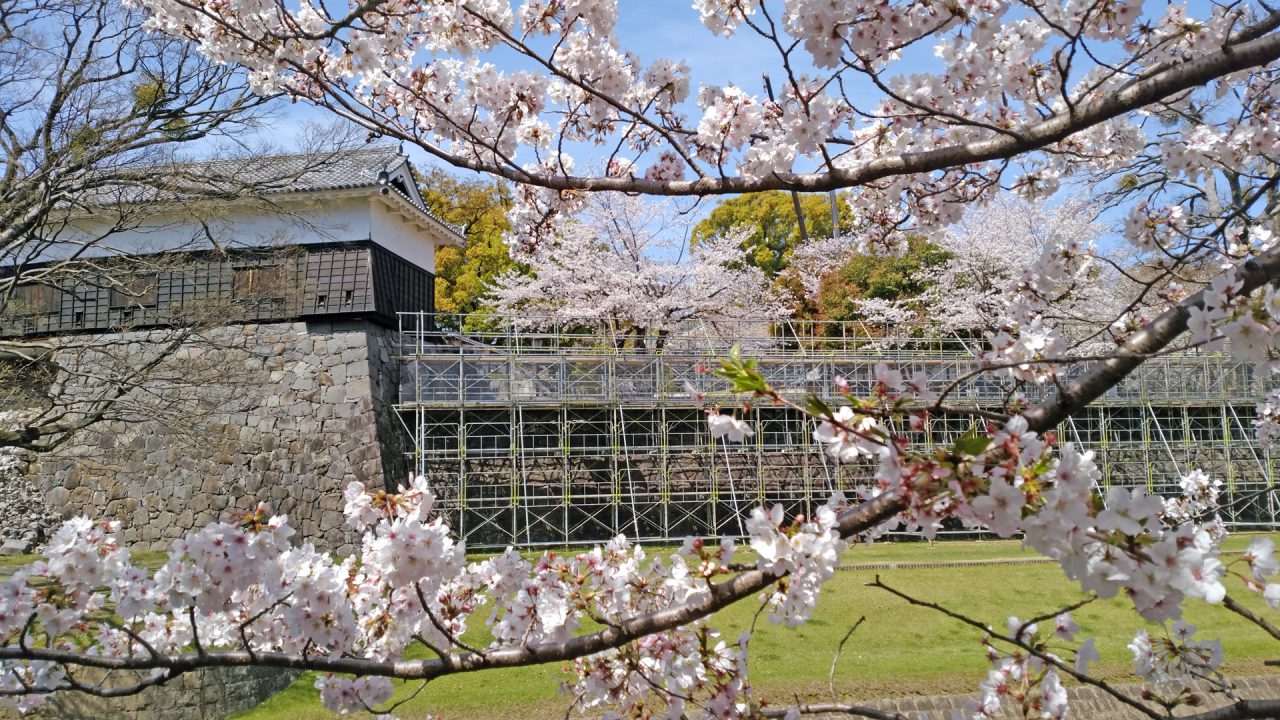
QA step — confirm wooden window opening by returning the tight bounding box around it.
[109,275,158,309]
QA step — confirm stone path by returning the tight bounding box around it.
[852,675,1280,719]
[839,550,1249,573]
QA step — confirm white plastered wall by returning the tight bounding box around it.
[52,191,447,273]
[368,197,438,270]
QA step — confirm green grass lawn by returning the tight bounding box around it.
[231,534,1280,720]
[0,550,169,578]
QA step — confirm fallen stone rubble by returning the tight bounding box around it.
[0,449,61,555]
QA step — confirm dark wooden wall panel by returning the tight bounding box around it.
[0,241,436,337]
[370,244,434,326]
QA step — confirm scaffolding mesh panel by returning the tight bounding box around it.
[398,312,1280,547]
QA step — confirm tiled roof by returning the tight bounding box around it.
[79,146,465,239]
[192,145,407,195]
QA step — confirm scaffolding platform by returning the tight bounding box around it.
[395,313,1280,548]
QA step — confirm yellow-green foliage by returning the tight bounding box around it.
[421,168,526,331]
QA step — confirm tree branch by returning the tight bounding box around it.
[310,29,1280,196]
[1023,241,1280,433]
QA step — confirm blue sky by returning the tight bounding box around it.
[274,0,863,184]
[259,1,1210,251]
[270,2,818,234]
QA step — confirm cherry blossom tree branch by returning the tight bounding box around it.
[0,489,902,688]
[1222,595,1280,644]
[1182,699,1280,720]
[375,29,1280,195]
[143,2,1280,196]
[1023,241,1280,432]
[867,576,1163,720]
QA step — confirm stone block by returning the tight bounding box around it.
[330,364,348,385]
[0,538,31,556]
[69,486,93,506]
[45,487,69,508]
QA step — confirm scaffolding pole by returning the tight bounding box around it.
[395,312,1280,548]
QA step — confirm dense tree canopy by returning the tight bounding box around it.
[688,191,942,324]
[807,236,950,324]
[691,191,852,277]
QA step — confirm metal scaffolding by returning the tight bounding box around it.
[396,313,1280,548]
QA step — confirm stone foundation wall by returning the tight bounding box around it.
[0,666,299,720]
[25,319,403,552]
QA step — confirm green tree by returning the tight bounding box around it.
[419,168,525,330]
[810,236,951,322]
[691,191,852,277]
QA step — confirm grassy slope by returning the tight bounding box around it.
[233,535,1280,720]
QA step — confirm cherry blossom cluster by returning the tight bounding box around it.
[570,624,753,719]
[963,435,1239,623]
[812,406,885,463]
[0,468,864,718]
[805,363,935,463]
[1101,65,1280,363]
[958,616,1079,720]
[123,0,1279,248]
[962,200,1106,382]
[777,369,1267,624]
[1255,388,1280,449]
[1243,537,1280,608]
[1162,469,1223,528]
[708,411,754,443]
[744,496,847,627]
[823,200,1124,383]
[473,529,825,718]
[490,193,786,331]
[982,317,1071,384]
[1129,621,1224,708]
[1187,270,1280,369]
[1124,202,1191,253]
[315,675,394,715]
